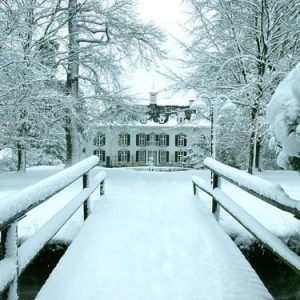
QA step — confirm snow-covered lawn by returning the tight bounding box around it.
[0,166,299,246]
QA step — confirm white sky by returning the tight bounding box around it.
[138,0,186,29]
[126,0,195,105]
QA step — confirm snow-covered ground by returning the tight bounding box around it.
[0,166,299,246]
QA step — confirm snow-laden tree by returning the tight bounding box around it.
[185,129,210,168]
[62,0,166,165]
[0,0,67,170]
[267,62,300,169]
[0,0,166,167]
[216,108,250,169]
[174,0,300,172]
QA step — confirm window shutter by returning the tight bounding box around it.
[127,151,130,162]
[103,135,106,146]
[102,151,106,161]
[118,151,121,162]
[175,135,178,146]
[127,134,130,146]
[166,151,169,162]
[166,135,169,146]
[156,134,159,141]
[175,151,178,162]
[136,151,139,162]
[136,135,139,146]
[184,136,187,147]
[146,134,150,142]
[118,135,121,146]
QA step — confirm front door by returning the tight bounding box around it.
[147,150,158,165]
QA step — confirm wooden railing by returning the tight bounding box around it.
[192,157,300,275]
[0,156,105,300]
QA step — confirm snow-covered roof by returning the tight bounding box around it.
[100,117,210,128]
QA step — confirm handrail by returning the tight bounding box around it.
[204,157,300,218]
[192,158,300,275]
[0,156,106,299]
[0,156,99,231]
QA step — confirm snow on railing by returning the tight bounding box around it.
[204,157,300,217]
[0,156,106,299]
[192,158,300,275]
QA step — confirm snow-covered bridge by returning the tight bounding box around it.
[1,156,300,299]
[35,166,272,300]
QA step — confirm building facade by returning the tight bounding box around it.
[89,93,210,167]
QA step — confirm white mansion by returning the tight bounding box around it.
[90,92,210,167]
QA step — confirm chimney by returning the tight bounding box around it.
[149,91,158,105]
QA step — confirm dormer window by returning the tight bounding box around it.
[140,115,147,124]
[158,114,166,124]
[177,112,185,124]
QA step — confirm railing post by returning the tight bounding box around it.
[83,172,90,220]
[193,182,197,195]
[100,180,105,196]
[211,172,220,221]
[1,223,18,300]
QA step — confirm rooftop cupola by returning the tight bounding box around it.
[149,91,158,105]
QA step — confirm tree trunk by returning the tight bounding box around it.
[17,143,22,171]
[65,117,73,166]
[65,117,80,166]
[247,132,255,174]
[21,149,26,172]
[255,136,262,172]
[247,105,258,174]
[16,144,26,172]
[65,0,80,165]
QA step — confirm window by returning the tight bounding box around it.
[175,151,187,163]
[159,134,169,147]
[136,150,146,162]
[136,133,146,147]
[93,133,105,146]
[140,115,147,124]
[175,134,187,147]
[146,133,158,146]
[93,149,105,162]
[118,150,130,162]
[177,112,185,124]
[158,114,166,124]
[160,150,169,163]
[118,133,130,147]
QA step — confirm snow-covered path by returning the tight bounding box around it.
[36,170,271,300]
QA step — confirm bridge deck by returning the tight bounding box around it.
[36,169,272,300]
